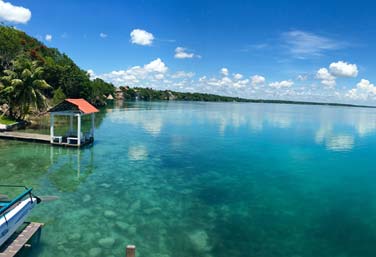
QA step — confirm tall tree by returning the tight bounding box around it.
[0,26,22,71]
[0,60,52,119]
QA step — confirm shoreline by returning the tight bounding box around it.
[114,98,376,109]
[2,98,375,130]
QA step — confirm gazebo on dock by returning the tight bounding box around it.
[48,99,99,147]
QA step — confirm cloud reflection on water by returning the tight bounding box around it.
[325,135,355,152]
[109,109,164,136]
[128,145,149,160]
[107,102,376,152]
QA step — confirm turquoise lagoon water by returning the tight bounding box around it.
[1,101,376,257]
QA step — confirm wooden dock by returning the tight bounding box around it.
[0,222,44,257]
[0,131,93,147]
[0,132,50,144]
[0,221,136,257]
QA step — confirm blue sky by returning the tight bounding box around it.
[2,0,376,104]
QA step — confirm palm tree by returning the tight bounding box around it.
[0,60,52,119]
[0,69,17,118]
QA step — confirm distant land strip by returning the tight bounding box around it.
[119,87,376,109]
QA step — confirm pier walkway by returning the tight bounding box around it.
[0,222,44,257]
[0,131,93,147]
[0,131,50,144]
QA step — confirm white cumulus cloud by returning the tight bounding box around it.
[92,59,373,105]
[97,58,167,86]
[251,75,265,86]
[174,47,200,59]
[100,32,108,38]
[346,79,376,101]
[130,29,154,46]
[269,80,294,89]
[316,68,333,81]
[87,69,96,80]
[155,74,164,80]
[87,69,95,76]
[233,73,243,80]
[144,58,168,73]
[315,61,358,87]
[329,61,358,77]
[0,0,31,24]
[321,79,336,87]
[316,68,336,87]
[171,71,195,79]
[220,68,229,76]
[45,34,52,42]
[297,74,308,81]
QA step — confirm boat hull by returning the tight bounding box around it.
[0,198,37,247]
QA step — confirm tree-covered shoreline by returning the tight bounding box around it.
[119,86,376,109]
[0,26,115,121]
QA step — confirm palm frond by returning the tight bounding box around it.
[35,91,47,110]
[11,79,24,87]
[21,69,32,80]
[33,66,44,78]
[33,80,52,90]
[0,86,14,95]
[3,70,17,78]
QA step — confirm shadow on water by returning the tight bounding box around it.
[314,209,376,257]
[311,182,376,257]
[0,140,96,195]
[0,141,98,256]
[47,147,95,192]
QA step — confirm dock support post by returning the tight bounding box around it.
[77,149,81,178]
[126,245,136,257]
[77,114,81,146]
[69,114,73,134]
[50,114,54,143]
[91,113,95,139]
[50,146,54,165]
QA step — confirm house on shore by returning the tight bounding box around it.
[115,88,124,100]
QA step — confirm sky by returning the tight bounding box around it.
[1,0,376,104]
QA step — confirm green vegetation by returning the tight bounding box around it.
[0,115,16,125]
[119,87,376,108]
[120,86,254,102]
[0,25,115,121]
[1,59,52,119]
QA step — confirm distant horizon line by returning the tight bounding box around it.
[119,86,376,109]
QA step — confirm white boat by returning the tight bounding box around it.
[0,187,41,247]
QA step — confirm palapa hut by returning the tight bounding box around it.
[48,99,99,147]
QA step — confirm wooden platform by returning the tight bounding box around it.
[0,222,44,257]
[0,132,92,147]
[0,132,50,144]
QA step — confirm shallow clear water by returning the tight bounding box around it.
[1,101,376,257]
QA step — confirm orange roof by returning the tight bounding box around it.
[65,99,99,114]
